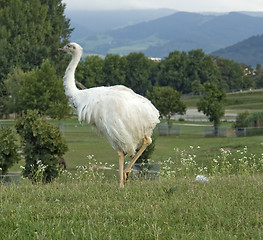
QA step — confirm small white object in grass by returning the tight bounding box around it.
[195,175,209,183]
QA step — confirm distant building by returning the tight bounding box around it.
[149,57,162,62]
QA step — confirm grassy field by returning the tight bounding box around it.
[2,89,263,239]
[61,120,263,166]
[30,121,263,172]
[183,89,263,112]
[1,172,263,239]
[2,121,263,239]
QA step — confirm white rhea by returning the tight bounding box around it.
[59,42,160,187]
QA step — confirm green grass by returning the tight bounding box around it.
[4,121,263,239]
[3,107,263,239]
[82,34,166,56]
[108,35,167,55]
[61,121,263,168]
[225,90,263,111]
[9,120,263,172]
[183,89,263,112]
[50,122,263,173]
[1,174,263,239]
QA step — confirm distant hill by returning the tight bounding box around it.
[66,9,176,39]
[212,34,263,67]
[67,10,263,61]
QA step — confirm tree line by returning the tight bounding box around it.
[1,0,263,120]
[75,50,263,96]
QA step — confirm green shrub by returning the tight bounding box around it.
[244,111,263,127]
[0,126,20,175]
[232,111,250,128]
[15,110,68,182]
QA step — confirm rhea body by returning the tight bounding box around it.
[59,42,160,187]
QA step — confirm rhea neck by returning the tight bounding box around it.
[63,49,83,107]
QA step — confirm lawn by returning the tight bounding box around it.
[1,172,263,239]
[2,95,263,239]
[9,119,263,173]
[183,89,263,112]
[2,119,263,239]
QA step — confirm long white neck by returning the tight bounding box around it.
[63,50,82,107]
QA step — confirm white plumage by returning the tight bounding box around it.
[59,42,160,187]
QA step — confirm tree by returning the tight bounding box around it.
[0,80,8,118]
[15,110,68,182]
[188,49,220,86]
[0,0,71,78]
[157,51,189,92]
[191,80,204,95]
[76,53,156,95]
[0,0,72,116]
[76,56,104,88]
[244,112,263,127]
[0,126,20,175]
[157,50,220,93]
[39,0,72,69]
[215,57,254,91]
[17,60,69,118]
[148,59,160,89]
[3,68,24,117]
[147,86,186,128]
[255,64,263,88]
[233,111,250,128]
[197,82,226,136]
[102,54,126,86]
[124,52,152,95]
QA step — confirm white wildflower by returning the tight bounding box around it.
[195,175,209,183]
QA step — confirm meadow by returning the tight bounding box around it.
[184,89,263,112]
[2,90,263,239]
[2,122,263,239]
[1,173,263,239]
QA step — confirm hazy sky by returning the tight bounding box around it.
[62,0,263,12]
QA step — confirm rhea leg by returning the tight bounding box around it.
[123,136,152,181]
[118,151,125,188]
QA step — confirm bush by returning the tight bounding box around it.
[15,110,68,182]
[232,111,249,128]
[0,126,20,175]
[147,86,186,128]
[244,111,263,127]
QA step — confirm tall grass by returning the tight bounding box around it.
[3,121,263,239]
[3,113,263,239]
[1,170,263,239]
[160,145,263,177]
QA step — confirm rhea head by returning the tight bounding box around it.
[58,42,83,54]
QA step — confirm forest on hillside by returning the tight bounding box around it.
[212,34,263,67]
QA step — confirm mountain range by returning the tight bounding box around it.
[66,9,177,39]
[212,34,263,67]
[66,10,263,66]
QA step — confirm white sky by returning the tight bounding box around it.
[62,0,263,12]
